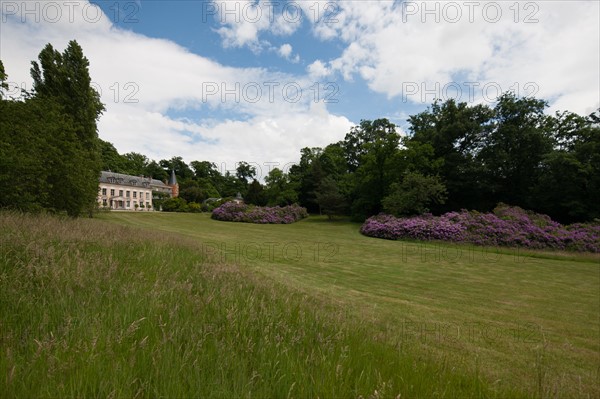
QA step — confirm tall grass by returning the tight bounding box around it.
[101,211,600,398]
[0,211,518,398]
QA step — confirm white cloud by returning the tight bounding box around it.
[276,42,299,62]
[303,0,600,115]
[211,0,302,52]
[307,60,330,79]
[278,43,292,58]
[1,0,353,168]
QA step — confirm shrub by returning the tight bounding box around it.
[360,204,600,252]
[161,197,188,212]
[212,202,308,224]
[188,202,202,213]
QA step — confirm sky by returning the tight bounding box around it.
[1,0,599,178]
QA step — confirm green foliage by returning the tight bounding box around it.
[98,139,127,172]
[264,168,298,206]
[190,160,220,180]
[179,185,206,204]
[382,173,448,217]
[1,42,103,217]
[151,191,170,211]
[532,109,600,222]
[121,152,149,176]
[315,177,347,219]
[187,202,202,213]
[0,59,8,93]
[160,156,194,180]
[245,179,267,206]
[235,161,257,184]
[478,93,554,209]
[346,119,402,219]
[161,197,188,212]
[408,99,493,212]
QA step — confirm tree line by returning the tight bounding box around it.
[98,94,599,224]
[2,42,598,222]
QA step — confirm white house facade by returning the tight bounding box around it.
[97,171,176,211]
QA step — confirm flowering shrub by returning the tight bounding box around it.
[361,204,600,253]
[211,202,308,224]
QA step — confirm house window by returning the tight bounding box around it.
[119,190,123,196]
[133,192,137,198]
[126,201,130,208]
[126,191,130,198]
[110,189,115,196]
[146,192,149,200]
[139,192,143,199]
[102,199,107,206]
[102,188,107,195]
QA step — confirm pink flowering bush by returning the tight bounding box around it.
[361,204,600,253]
[211,202,308,224]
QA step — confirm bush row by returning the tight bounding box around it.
[211,202,308,224]
[360,204,600,252]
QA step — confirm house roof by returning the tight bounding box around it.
[99,171,168,189]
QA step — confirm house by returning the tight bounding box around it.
[97,170,178,211]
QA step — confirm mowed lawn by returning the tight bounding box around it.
[101,211,600,397]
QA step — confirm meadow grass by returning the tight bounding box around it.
[96,211,600,398]
[0,211,527,398]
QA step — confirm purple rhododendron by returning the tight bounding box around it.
[212,202,308,224]
[360,204,600,253]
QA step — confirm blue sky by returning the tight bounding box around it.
[1,0,599,174]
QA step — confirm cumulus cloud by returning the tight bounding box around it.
[210,0,302,52]
[278,43,292,57]
[307,60,330,79]
[306,0,600,115]
[276,43,299,62]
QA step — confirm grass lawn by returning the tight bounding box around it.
[99,211,600,397]
[1,211,598,397]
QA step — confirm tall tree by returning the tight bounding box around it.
[290,147,325,212]
[532,109,600,222]
[382,172,447,217]
[264,168,298,206]
[315,176,347,219]
[345,119,401,220]
[478,93,553,209]
[159,156,194,180]
[28,41,104,216]
[245,179,267,206]
[0,60,8,94]
[99,139,127,172]
[235,161,257,185]
[408,99,493,212]
[122,152,149,175]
